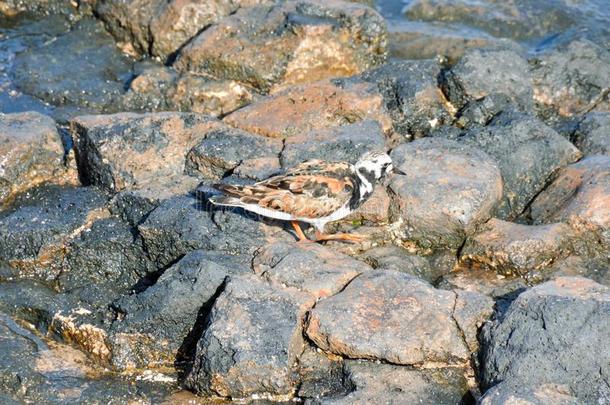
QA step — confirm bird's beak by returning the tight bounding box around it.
[391,165,406,176]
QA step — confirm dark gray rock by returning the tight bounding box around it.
[11,18,133,118]
[297,346,349,401]
[186,274,312,397]
[461,112,581,219]
[479,382,580,405]
[0,0,91,17]
[573,112,610,156]
[358,245,440,284]
[480,277,610,404]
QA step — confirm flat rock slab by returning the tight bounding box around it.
[0,112,69,204]
[461,112,581,219]
[71,112,220,193]
[186,274,313,397]
[461,218,576,277]
[389,137,502,250]
[306,270,470,365]
[174,0,387,92]
[253,242,371,299]
[480,277,610,404]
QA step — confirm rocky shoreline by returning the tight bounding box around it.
[0,0,609,403]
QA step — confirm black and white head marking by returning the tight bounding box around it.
[353,151,394,199]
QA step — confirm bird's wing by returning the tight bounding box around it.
[215,160,355,219]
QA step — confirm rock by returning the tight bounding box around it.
[389,137,502,250]
[573,112,610,156]
[0,112,71,204]
[306,270,470,365]
[253,241,370,299]
[480,277,610,403]
[0,0,89,17]
[71,112,219,194]
[440,48,533,112]
[11,18,133,119]
[324,360,471,404]
[185,126,283,181]
[107,250,246,371]
[223,78,393,138]
[461,218,576,277]
[531,39,610,117]
[0,185,108,282]
[352,59,452,142]
[185,274,312,397]
[530,155,610,248]
[297,346,348,400]
[461,112,581,219]
[343,186,391,225]
[479,382,580,405]
[453,290,494,353]
[174,0,387,92]
[403,0,576,40]
[233,157,282,181]
[281,120,385,169]
[358,245,439,284]
[542,256,610,287]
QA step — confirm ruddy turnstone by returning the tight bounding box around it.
[209,151,403,242]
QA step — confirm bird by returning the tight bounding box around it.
[208,151,403,243]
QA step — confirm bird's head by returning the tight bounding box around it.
[354,151,405,182]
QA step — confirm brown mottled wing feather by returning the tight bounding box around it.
[214,160,355,219]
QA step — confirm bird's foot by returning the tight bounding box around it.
[291,221,314,243]
[314,231,367,243]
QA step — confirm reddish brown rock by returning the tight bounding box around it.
[453,290,494,353]
[253,242,370,299]
[389,137,503,250]
[0,112,74,205]
[306,270,470,365]
[174,0,387,92]
[224,78,393,138]
[461,218,576,277]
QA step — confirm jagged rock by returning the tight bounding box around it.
[71,112,219,194]
[253,241,370,299]
[440,48,533,112]
[0,185,108,282]
[185,126,283,181]
[108,250,247,371]
[531,39,610,117]
[461,112,581,219]
[0,112,73,204]
[306,270,470,365]
[461,219,576,277]
[573,112,610,156]
[174,0,387,92]
[480,277,610,404]
[543,256,610,287]
[186,274,313,397]
[297,346,348,400]
[223,78,393,138]
[480,382,580,405]
[389,137,502,250]
[453,290,494,353]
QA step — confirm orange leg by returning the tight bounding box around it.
[314,230,367,243]
[291,221,311,242]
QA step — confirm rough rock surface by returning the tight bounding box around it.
[480,277,610,404]
[306,270,470,365]
[389,137,503,250]
[479,382,580,405]
[573,112,610,156]
[461,112,582,219]
[175,0,387,92]
[0,112,70,204]
[186,274,312,397]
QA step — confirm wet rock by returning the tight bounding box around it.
[404,0,576,40]
[186,274,312,397]
[324,360,470,404]
[11,18,133,118]
[0,185,108,282]
[297,346,347,400]
[108,250,247,371]
[440,48,533,112]
[253,241,370,299]
[185,126,283,181]
[71,112,219,194]
[306,270,469,365]
[281,120,385,168]
[0,112,70,204]
[353,59,451,141]
[573,112,610,156]
[479,382,580,405]
[223,78,393,138]
[175,1,387,92]
[389,137,502,250]
[461,218,576,277]
[480,277,610,403]
[461,112,581,219]
[530,155,610,248]
[531,39,610,117]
